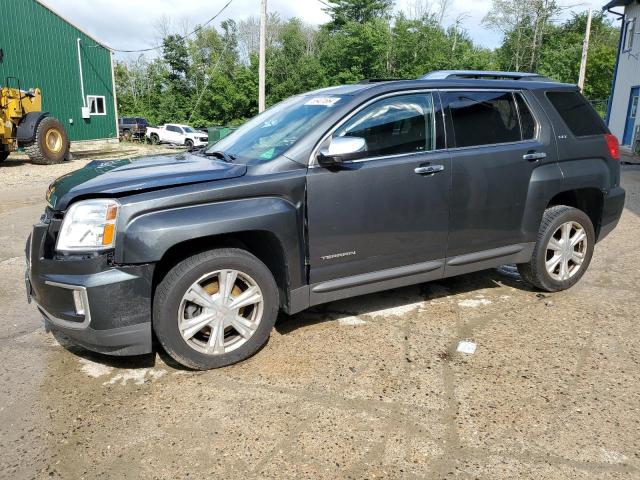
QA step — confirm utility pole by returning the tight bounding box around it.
[578,9,592,92]
[258,0,267,113]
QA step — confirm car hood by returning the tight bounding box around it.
[46,153,247,211]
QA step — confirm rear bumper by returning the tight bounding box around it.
[26,222,154,356]
[598,186,625,241]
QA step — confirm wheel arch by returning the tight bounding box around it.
[16,111,49,144]
[118,197,306,311]
[546,188,604,240]
[153,231,291,310]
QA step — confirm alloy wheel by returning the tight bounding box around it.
[178,269,264,355]
[545,221,588,281]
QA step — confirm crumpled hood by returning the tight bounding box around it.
[46,152,247,210]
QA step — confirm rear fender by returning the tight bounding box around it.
[521,163,564,241]
[522,159,611,241]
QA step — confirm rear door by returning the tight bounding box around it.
[442,89,558,259]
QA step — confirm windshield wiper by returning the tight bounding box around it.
[204,150,236,163]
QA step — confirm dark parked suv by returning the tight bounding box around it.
[118,117,148,140]
[26,71,625,369]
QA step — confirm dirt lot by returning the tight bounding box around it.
[1,146,639,479]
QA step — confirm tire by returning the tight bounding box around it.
[0,151,9,163]
[185,139,194,150]
[24,116,69,165]
[122,130,132,142]
[150,133,160,145]
[518,205,595,292]
[153,248,279,370]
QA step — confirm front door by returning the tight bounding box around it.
[306,92,451,288]
[622,86,639,146]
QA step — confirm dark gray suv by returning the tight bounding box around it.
[26,72,625,369]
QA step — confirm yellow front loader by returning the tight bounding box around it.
[0,81,69,164]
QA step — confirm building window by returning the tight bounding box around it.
[87,95,106,115]
[623,18,636,53]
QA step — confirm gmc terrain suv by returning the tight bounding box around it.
[26,71,625,369]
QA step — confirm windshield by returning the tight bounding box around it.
[182,126,196,133]
[207,94,348,164]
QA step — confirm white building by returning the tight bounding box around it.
[604,0,640,149]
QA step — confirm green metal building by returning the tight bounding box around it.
[0,0,117,142]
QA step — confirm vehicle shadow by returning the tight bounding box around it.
[51,265,535,371]
[275,265,535,335]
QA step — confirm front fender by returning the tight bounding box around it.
[17,111,49,143]
[119,196,304,286]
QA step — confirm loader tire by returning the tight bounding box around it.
[0,151,9,163]
[25,117,69,165]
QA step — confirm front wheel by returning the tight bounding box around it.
[518,205,595,292]
[153,248,279,370]
[185,139,194,150]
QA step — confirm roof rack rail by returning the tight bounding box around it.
[420,70,555,82]
[358,78,405,84]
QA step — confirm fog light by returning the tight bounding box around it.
[73,290,85,316]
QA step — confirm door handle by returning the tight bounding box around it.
[523,152,547,161]
[414,165,445,175]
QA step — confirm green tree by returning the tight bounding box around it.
[323,0,394,29]
[538,12,618,101]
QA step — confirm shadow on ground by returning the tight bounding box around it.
[275,264,533,335]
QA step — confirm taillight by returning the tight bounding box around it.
[605,134,620,161]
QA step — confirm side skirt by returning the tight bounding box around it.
[284,243,535,315]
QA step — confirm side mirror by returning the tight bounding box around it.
[317,136,367,167]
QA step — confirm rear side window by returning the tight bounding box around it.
[334,93,436,158]
[515,93,536,140]
[444,91,521,147]
[546,91,607,137]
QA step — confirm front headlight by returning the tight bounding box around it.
[56,199,120,252]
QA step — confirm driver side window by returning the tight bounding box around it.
[334,93,436,159]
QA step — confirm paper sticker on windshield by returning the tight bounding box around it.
[305,97,340,107]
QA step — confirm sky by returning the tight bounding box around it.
[40,0,617,60]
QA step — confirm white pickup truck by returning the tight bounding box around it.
[146,124,209,149]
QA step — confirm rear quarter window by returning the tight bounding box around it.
[546,91,607,137]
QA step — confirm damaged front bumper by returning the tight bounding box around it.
[26,220,154,356]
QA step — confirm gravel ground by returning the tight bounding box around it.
[0,148,639,479]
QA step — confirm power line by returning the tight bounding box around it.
[187,41,231,123]
[316,0,332,8]
[110,0,234,53]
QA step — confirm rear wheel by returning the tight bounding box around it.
[150,133,160,145]
[153,248,279,370]
[24,116,69,165]
[518,205,595,292]
[185,139,194,150]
